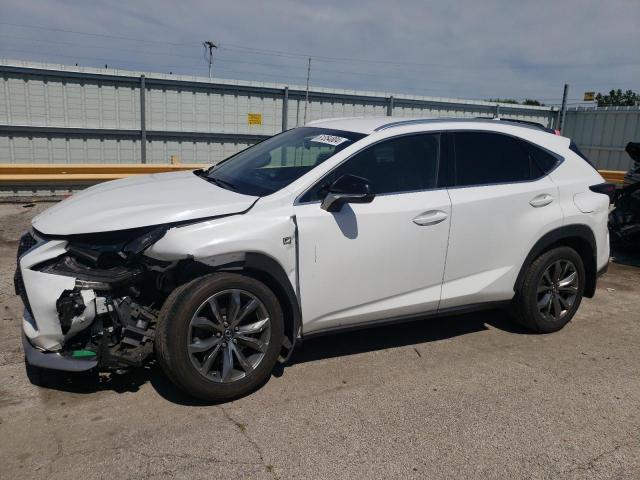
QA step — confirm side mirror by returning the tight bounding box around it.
[321,174,375,212]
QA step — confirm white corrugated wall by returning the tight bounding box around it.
[563,107,640,171]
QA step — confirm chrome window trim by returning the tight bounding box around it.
[295,186,449,206]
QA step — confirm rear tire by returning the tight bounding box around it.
[510,247,585,333]
[155,273,284,402]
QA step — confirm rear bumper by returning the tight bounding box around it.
[22,331,97,372]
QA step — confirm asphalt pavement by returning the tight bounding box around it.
[0,202,638,479]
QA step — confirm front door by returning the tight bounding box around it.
[294,133,452,333]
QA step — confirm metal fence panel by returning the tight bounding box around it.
[0,136,263,165]
[0,59,572,168]
[563,107,640,171]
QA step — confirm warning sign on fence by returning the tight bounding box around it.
[248,113,263,125]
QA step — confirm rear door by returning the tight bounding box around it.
[441,131,563,309]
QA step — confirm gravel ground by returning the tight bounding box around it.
[0,201,638,480]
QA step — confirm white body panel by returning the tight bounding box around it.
[295,190,451,332]
[18,117,611,354]
[33,170,258,235]
[441,177,563,308]
[548,152,610,271]
[19,240,73,350]
[147,198,299,295]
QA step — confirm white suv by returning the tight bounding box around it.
[16,117,610,401]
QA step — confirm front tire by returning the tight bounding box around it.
[155,273,284,402]
[510,247,585,333]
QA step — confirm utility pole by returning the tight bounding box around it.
[203,41,218,78]
[303,57,311,124]
[140,75,147,164]
[559,83,569,133]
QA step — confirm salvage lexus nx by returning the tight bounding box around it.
[16,117,610,401]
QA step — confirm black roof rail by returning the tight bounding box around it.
[475,117,557,133]
[374,117,554,133]
[374,118,444,131]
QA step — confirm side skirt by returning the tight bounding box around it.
[301,300,512,340]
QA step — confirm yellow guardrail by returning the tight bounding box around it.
[599,170,626,184]
[0,164,627,184]
[0,163,203,182]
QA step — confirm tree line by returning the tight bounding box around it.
[487,89,638,108]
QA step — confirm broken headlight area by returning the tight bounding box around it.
[41,255,144,290]
[33,225,174,368]
[58,224,170,268]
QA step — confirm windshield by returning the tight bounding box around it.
[201,127,366,196]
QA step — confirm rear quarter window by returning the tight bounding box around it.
[525,142,560,176]
[569,141,597,169]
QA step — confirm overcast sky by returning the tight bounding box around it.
[1,0,638,105]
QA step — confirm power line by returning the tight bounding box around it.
[2,36,634,94]
[0,37,473,87]
[0,33,494,80]
[0,21,196,47]
[220,43,640,69]
[0,36,432,78]
[0,36,199,58]
[4,21,638,71]
[0,48,313,82]
[0,23,474,69]
[0,47,480,97]
[0,47,606,102]
[0,48,198,69]
[2,22,635,103]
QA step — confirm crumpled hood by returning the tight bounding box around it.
[33,170,258,235]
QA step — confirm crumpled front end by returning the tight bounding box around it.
[16,228,163,372]
[17,234,75,351]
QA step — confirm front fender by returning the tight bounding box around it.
[146,211,297,286]
[145,210,300,360]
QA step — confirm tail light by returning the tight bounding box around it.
[589,182,617,203]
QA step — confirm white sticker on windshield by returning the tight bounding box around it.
[309,134,350,146]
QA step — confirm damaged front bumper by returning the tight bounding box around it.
[16,229,158,371]
[17,234,75,351]
[22,329,98,372]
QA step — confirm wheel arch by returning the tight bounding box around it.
[515,225,598,298]
[169,252,301,362]
[241,252,300,362]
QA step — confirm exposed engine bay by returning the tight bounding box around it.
[16,224,214,369]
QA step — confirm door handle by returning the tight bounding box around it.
[529,193,554,208]
[413,210,448,226]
